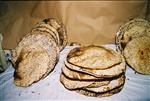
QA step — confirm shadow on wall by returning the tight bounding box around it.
[0,2,9,17]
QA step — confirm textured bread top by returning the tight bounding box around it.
[14,44,50,87]
[124,36,150,75]
[12,33,58,87]
[42,18,67,51]
[67,46,122,70]
[65,59,125,78]
[12,33,59,67]
[116,18,150,52]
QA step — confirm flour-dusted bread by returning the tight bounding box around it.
[33,18,67,51]
[31,25,58,45]
[12,33,59,87]
[67,46,122,70]
[84,75,125,93]
[115,18,150,75]
[124,36,150,75]
[60,45,126,97]
[14,44,49,86]
[116,18,150,52]
[65,60,125,78]
[12,32,59,67]
[43,18,67,51]
[33,21,60,46]
[76,85,123,97]
[62,65,105,80]
[12,18,67,87]
[60,73,109,90]
[65,46,125,78]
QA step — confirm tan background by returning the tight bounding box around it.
[0,1,149,49]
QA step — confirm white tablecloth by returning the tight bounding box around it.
[0,45,150,101]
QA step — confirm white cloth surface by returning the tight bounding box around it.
[0,44,150,101]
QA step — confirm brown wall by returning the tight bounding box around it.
[0,1,148,49]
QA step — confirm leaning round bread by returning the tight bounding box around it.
[31,25,59,45]
[124,36,150,75]
[43,18,61,30]
[12,33,59,68]
[42,18,67,51]
[12,33,58,86]
[57,25,67,51]
[14,45,49,87]
[33,21,60,46]
[29,31,60,78]
[116,18,150,52]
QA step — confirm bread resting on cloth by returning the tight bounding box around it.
[115,18,150,75]
[67,46,122,69]
[13,33,58,87]
[124,36,150,75]
[65,46,126,78]
[60,45,126,97]
[65,59,125,78]
[12,18,67,87]
[116,18,150,52]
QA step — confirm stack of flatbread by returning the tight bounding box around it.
[116,18,150,75]
[12,18,67,87]
[60,46,126,97]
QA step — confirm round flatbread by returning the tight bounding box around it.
[116,18,150,52]
[76,85,124,97]
[31,26,58,45]
[67,46,123,70]
[33,21,60,46]
[124,36,150,75]
[57,25,67,51]
[42,18,67,51]
[12,33,59,67]
[60,73,109,90]
[30,28,60,57]
[65,58,125,78]
[62,65,105,80]
[12,34,59,87]
[84,75,125,93]
[14,45,50,87]
[43,18,61,30]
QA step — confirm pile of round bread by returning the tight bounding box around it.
[12,18,67,87]
[60,46,126,97]
[116,18,150,75]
